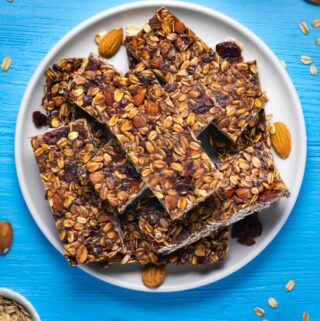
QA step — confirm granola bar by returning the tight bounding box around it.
[69,54,222,220]
[86,138,147,213]
[30,119,123,265]
[137,142,289,254]
[125,7,268,141]
[109,203,229,266]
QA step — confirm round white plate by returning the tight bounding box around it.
[15,1,306,292]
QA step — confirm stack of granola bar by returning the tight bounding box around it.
[30,7,289,270]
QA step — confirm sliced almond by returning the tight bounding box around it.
[1,56,12,71]
[142,264,166,288]
[0,221,13,255]
[316,38,320,45]
[270,122,291,159]
[98,28,123,58]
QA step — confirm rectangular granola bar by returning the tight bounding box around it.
[69,54,222,220]
[108,204,229,266]
[136,142,289,254]
[86,138,147,213]
[30,119,123,265]
[125,7,268,141]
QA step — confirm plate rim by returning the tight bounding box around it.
[14,0,307,292]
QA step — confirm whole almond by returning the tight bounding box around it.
[98,28,123,58]
[0,221,13,255]
[174,19,186,33]
[141,264,166,288]
[270,122,291,159]
[133,88,146,106]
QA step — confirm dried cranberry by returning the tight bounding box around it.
[238,236,256,246]
[148,16,161,29]
[124,164,140,180]
[83,95,93,106]
[164,82,177,92]
[190,94,215,114]
[174,177,194,193]
[42,127,67,145]
[137,74,152,85]
[212,91,228,108]
[64,160,78,183]
[162,147,173,164]
[86,58,100,71]
[202,49,215,63]
[32,111,48,128]
[216,41,242,63]
[231,212,262,246]
[187,65,196,75]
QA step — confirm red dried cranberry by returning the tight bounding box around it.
[190,94,215,114]
[64,160,78,183]
[42,127,68,145]
[174,177,194,193]
[231,212,262,246]
[32,111,48,128]
[216,41,243,63]
[238,236,256,246]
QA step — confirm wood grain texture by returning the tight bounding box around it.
[0,0,319,320]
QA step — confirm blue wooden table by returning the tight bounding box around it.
[1,0,319,320]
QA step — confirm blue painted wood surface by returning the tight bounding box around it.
[0,0,319,320]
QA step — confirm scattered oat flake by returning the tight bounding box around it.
[143,23,151,33]
[285,279,296,291]
[267,297,278,309]
[268,123,276,135]
[299,21,309,34]
[315,38,320,45]
[310,64,317,76]
[312,19,320,28]
[7,0,14,2]
[1,56,12,71]
[125,24,140,37]
[303,312,310,321]
[254,307,265,317]
[300,55,312,64]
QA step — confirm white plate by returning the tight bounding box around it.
[15,1,306,292]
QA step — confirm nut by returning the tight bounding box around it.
[0,221,13,255]
[133,88,146,106]
[141,264,166,288]
[270,122,291,159]
[98,28,123,58]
